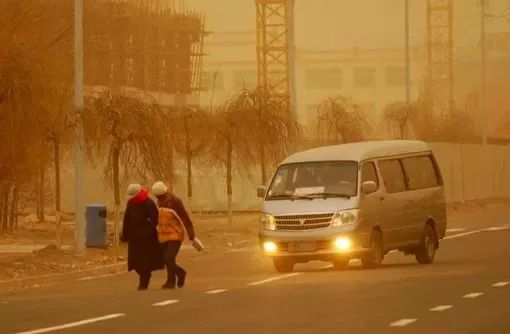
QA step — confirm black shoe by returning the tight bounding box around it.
[162,281,176,290]
[177,270,187,288]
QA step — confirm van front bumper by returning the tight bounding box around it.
[259,228,371,260]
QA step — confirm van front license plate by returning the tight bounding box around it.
[288,242,316,253]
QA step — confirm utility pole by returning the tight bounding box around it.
[480,0,488,145]
[74,0,86,254]
[405,0,411,105]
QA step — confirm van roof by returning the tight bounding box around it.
[282,140,431,164]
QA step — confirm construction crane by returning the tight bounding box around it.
[256,0,454,123]
[255,0,297,119]
[426,0,454,119]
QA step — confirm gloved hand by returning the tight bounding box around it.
[191,237,204,252]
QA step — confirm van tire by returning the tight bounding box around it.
[415,224,437,264]
[361,230,384,269]
[332,259,350,270]
[273,258,294,273]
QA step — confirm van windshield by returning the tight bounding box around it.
[266,161,359,200]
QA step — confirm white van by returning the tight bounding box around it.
[257,140,447,273]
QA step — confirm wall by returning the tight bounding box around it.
[430,143,510,203]
[58,143,510,213]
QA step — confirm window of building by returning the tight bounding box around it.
[362,162,379,188]
[305,68,342,90]
[378,159,406,193]
[233,70,257,89]
[386,66,406,86]
[401,155,440,190]
[354,67,376,88]
[202,71,225,91]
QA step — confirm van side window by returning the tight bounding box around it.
[361,162,379,188]
[401,155,439,190]
[378,159,406,193]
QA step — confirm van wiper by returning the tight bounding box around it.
[267,193,314,201]
[267,194,292,200]
[290,194,314,201]
[307,192,352,199]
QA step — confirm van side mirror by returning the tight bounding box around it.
[361,181,377,195]
[257,186,267,199]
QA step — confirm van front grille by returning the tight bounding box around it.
[274,213,334,231]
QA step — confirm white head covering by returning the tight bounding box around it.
[151,181,168,197]
[126,184,142,199]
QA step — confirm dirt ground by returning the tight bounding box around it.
[0,199,509,289]
[0,212,259,286]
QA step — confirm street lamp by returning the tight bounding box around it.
[74,0,86,254]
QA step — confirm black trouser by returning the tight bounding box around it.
[135,269,151,289]
[160,241,185,286]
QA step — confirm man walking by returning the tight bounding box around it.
[151,181,195,289]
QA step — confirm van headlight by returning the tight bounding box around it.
[331,210,359,227]
[260,214,276,231]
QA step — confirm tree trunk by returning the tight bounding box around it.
[186,154,192,210]
[184,113,193,209]
[226,140,233,229]
[2,187,10,232]
[259,144,267,186]
[0,187,5,232]
[112,145,121,248]
[38,163,45,223]
[54,140,62,249]
[168,146,175,192]
[9,186,17,233]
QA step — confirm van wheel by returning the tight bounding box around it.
[415,224,437,264]
[332,259,350,270]
[273,258,294,273]
[361,231,384,269]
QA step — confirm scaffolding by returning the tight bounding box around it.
[426,0,454,118]
[85,0,205,97]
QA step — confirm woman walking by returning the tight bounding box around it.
[121,184,163,290]
[151,181,196,289]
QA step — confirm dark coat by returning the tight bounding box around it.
[121,190,164,273]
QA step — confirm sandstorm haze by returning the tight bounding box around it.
[0,0,509,223]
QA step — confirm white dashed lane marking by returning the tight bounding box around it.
[206,289,228,295]
[389,319,417,327]
[443,226,510,240]
[76,274,117,281]
[152,299,180,307]
[446,228,466,233]
[248,273,302,286]
[463,292,484,299]
[430,305,453,312]
[492,282,509,287]
[15,313,126,334]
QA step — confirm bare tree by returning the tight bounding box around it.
[209,97,254,228]
[35,69,74,247]
[171,105,211,208]
[84,90,171,247]
[237,87,300,186]
[316,96,371,145]
[383,102,415,139]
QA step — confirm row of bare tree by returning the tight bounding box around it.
[84,87,299,232]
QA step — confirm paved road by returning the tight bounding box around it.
[1,226,510,334]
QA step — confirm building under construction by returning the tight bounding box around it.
[84,0,205,99]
